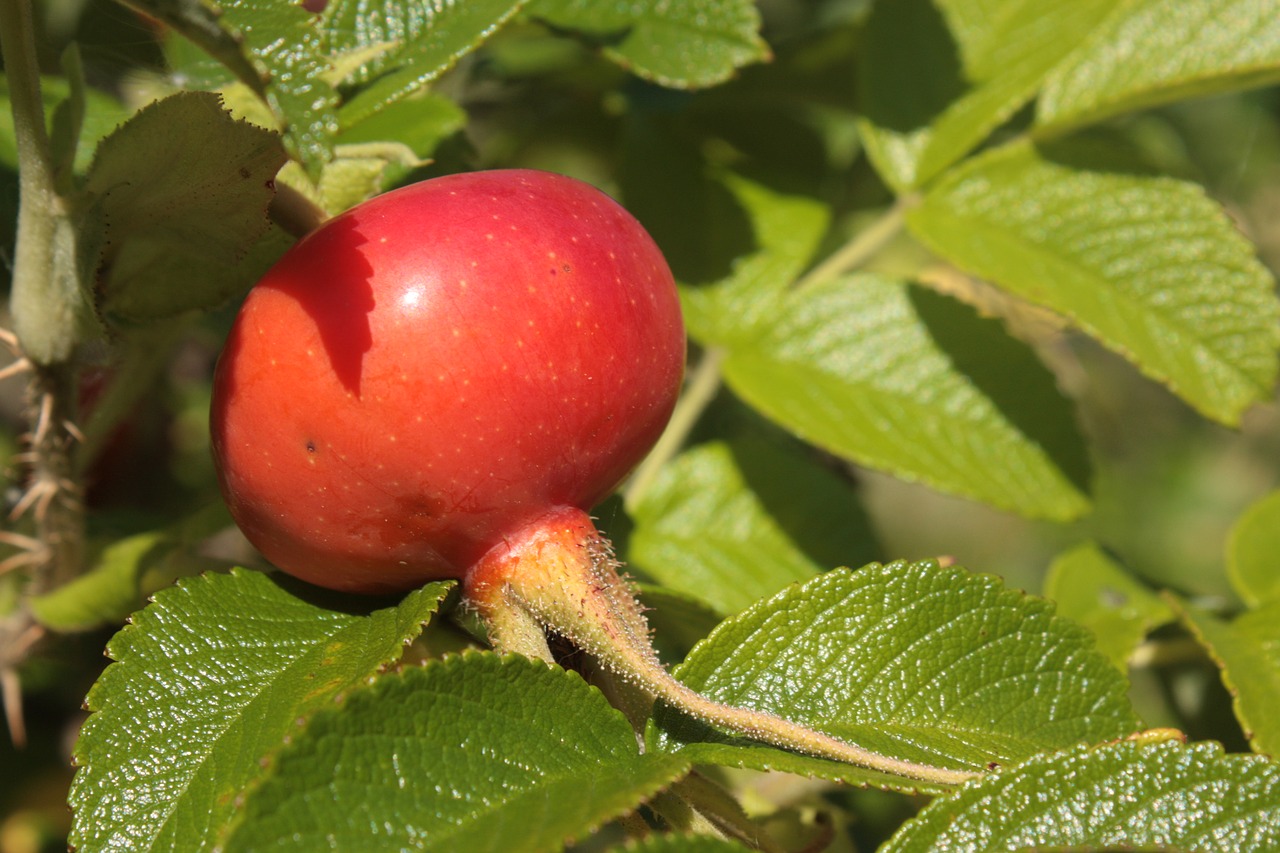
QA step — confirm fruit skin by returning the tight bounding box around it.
[210,170,685,594]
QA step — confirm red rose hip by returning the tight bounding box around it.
[210,170,685,594]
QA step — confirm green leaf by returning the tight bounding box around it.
[909,139,1280,424]
[1037,0,1280,133]
[214,0,341,172]
[881,739,1280,852]
[721,275,1091,521]
[629,438,874,616]
[1227,489,1280,606]
[530,0,770,89]
[223,653,690,851]
[326,0,529,128]
[678,173,829,344]
[81,92,288,324]
[857,0,1114,190]
[1044,542,1174,670]
[68,569,451,853]
[1174,598,1280,759]
[651,561,1139,791]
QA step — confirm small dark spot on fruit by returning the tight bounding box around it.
[306,440,317,454]
[239,166,251,179]
[266,179,275,190]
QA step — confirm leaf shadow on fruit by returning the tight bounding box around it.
[265,215,376,396]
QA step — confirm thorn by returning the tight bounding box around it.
[1,667,26,748]
[0,327,19,354]
[0,531,42,551]
[62,420,85,444]
[31,392,54,447]
[0,549,45,575]
[0,357,31,383]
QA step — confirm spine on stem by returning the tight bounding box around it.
[465,507,977,788]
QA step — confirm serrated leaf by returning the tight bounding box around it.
[629,438,874,616]
[214,0,340,172]
[650,561,1139,791]
[223,653,690,851]
[1227,489,1280,606]
[721,274,1090,521]
[530,0,770,89]
[1174,598,1280,759]
[327,0,528,128]
[909,139,1280,424]
[68,569,451,853]
[881,739,1280,852]
[858,0,1114,190]
[1044,543,1174,670]
[1037,0,1280,133]
[678,173,829,344]
[82,92,287,323]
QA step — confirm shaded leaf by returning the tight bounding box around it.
[1044,542,1174,670]
[1175,597,1280,758]
[677,173,829,343]
[68,569,451,853]
[1037,0,1280,133]
[223,653,690,851]
[881,739,1280,852]
[858,0,1114,190]
[721,275,1091,520]
[651,561,1139,792]
[1227,489,1280,606]
[530,0,770,89]
[909,139,1280,424]
[82,92,288,323]
[629,438,874,616]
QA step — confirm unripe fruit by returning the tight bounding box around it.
[210,170,685,594]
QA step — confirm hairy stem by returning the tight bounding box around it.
[467,508,978,789]
[0,0,83,366]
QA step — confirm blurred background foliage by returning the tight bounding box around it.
[1,0,1278,849]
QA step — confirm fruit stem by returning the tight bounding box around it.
[466,508,978,789]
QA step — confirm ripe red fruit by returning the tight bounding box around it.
[210,170,685,594]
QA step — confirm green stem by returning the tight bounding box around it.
[793,198,911,291]
[1,0,81,366]
[467,509,979,789]
[623,347,724,511]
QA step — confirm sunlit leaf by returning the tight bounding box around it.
[882,739,1280,852]
[721,275,1091,520]
[69,569,451,852]
[1175,597,1280,759]
[651,561,1139,792]
[909,139,1280,424]
[223,654,690,851]
[1037,0,1280,132]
